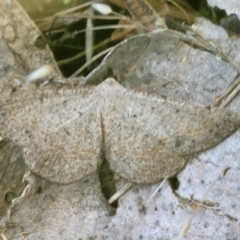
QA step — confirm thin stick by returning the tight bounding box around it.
[220,83,240,107]
[108,183,132,204]
[148,178,167,202]
[70,47,113,78]
[211,74,240,107]
[0,232,8,240]
[178,216,193,238]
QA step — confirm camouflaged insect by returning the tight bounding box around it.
[1,78,240,184]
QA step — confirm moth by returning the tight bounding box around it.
[0,78,240,184]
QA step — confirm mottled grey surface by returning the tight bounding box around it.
[1,2,240,238]
[0,0,60,87]
[208,0,240,19]
[85,28,238,106]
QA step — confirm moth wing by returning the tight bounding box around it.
[99,79,240,183]
[0,87,102,183]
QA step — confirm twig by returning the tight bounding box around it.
[108,183,132,204]
[123,0,167,31]
[211,74,240,107]
[148,178,167,202]
[0,171,38,238]
[70,47,113,79]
